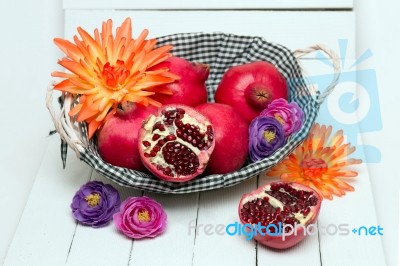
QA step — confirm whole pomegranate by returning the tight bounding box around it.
[238,181,322,249]
[97,102,157,171]
[195,103,248,174]
[150,56,209,107]
[215,61,288,123]
[138,104,215,182]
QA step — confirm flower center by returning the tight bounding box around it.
[274,114,285,125]
[85,193,101,207]
[300,158,328,179]
[102,60,130,89]
[137,209,151,222]
[263,130,276,143]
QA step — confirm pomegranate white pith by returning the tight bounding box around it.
[238,181,322,249]
[139,105,215,182]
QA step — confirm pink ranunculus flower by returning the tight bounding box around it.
[113,196,167,239]
[260,98,304,136]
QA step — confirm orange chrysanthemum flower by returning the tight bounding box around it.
[51,18,179,138]
[266,123,362,200]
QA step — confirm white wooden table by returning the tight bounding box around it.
[3,1,387,265]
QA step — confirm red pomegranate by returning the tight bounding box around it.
[195,103,249,174]
[215,61,288,123]
[138,104,215,182]
[238,181,322,249]
[97,102,158,171]
[150,56,209,107]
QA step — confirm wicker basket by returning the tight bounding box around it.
[46,32,340,194]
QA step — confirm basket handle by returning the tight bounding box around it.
[293,44,340,105]
[46,83,85,157]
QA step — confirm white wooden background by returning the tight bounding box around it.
[4,2,386,266]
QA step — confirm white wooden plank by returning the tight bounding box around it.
[315,103,386,265]
[63,0,354,10]
[192,178,257,266]
[65,171,142,266]
[318,164,386,265]
[64,10,355,59]
[128,192,199,266]
[3,136,92,266]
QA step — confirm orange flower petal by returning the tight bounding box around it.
[266,123,361,200]
[53,18,179,139]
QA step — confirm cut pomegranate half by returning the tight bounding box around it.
[138,104,215,182]
[238,181,322,249]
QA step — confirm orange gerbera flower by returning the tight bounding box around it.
[266,123,362,200]
[51,18,179,138]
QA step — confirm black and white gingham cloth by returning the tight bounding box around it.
[62,32,322,194]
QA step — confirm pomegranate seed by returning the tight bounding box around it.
[163,167,172,175]
[158,140,165,146]
[152,122,161,132]
[270,183,279,191]
[142,141,151,147]
[153,146,160,152]
[302,207,311,216]
[152,134,160,141]
[166,135,177,141]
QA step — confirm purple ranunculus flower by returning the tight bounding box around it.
[113,196,167,239]
[71,181,121,228]
[260,98,304,136]
[249,116,285,162]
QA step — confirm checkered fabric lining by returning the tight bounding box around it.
[69,32,322,194]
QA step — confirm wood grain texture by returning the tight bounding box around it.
[128,192,199,266]
[65,171,142,266]
[192,178,257,266]
[63,0,353,10]
[3,137,92,266]
[64,10,355,59]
